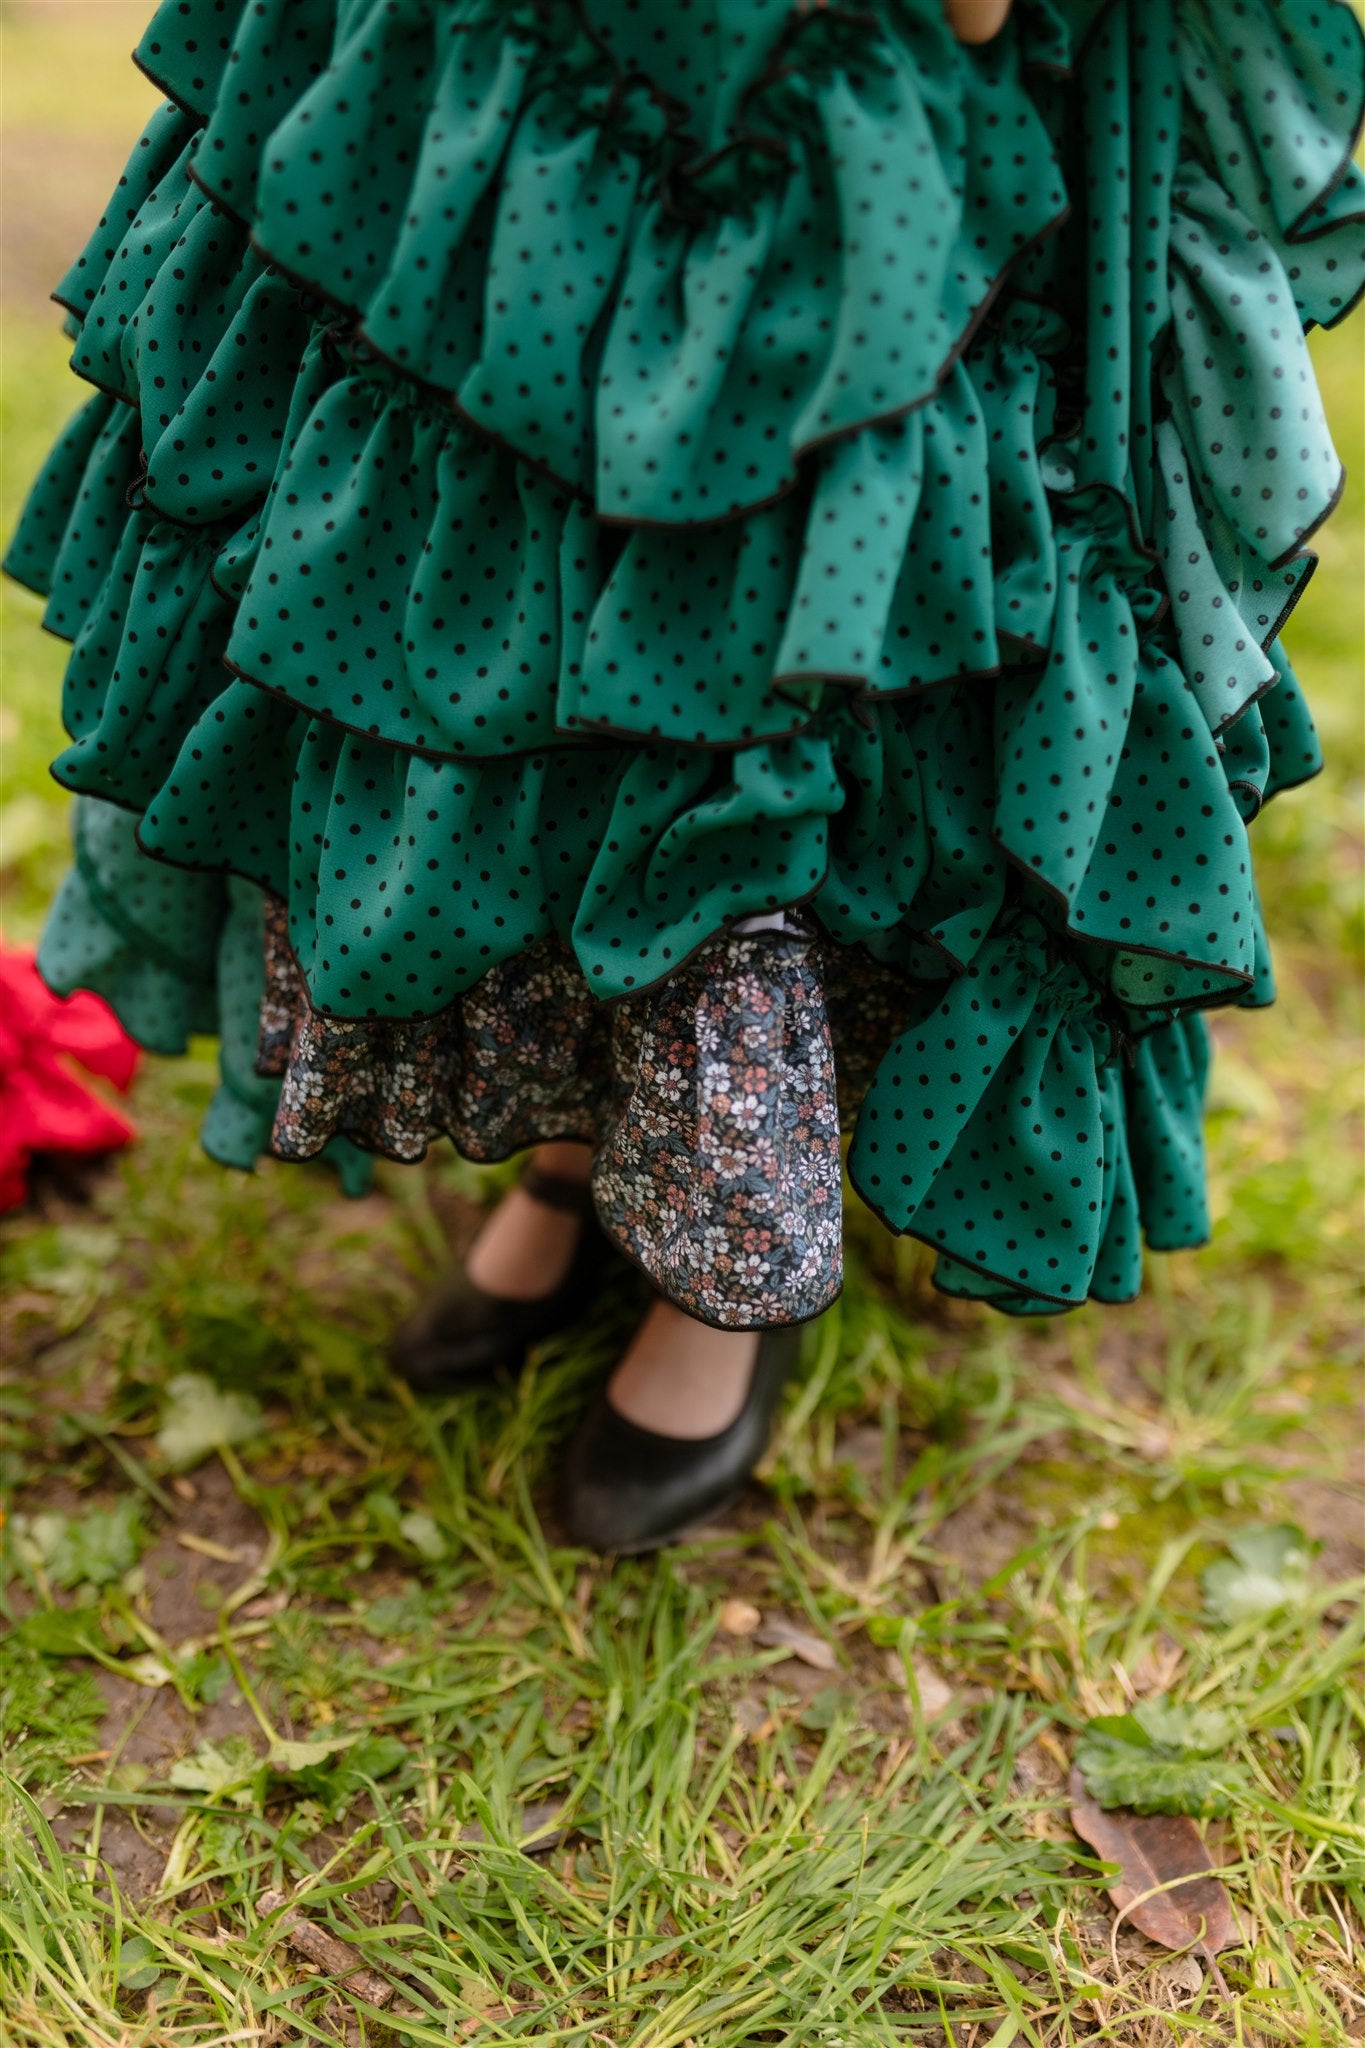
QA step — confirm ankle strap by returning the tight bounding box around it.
[520,1164,596,1214]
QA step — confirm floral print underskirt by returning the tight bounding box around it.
[258,902,916,1330]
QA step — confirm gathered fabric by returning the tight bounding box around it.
[0,943,140,1212]
[7,0,1363,1318]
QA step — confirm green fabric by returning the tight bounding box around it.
[6,0,1363,1310]
[38,802,372,1194]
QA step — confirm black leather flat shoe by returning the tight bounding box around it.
[560,1323,803,1554]
[389,1166,616,1392]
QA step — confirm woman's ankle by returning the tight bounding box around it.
[528,1139,594,1185]
[607,1299,759,1438]
[465,1144,594,1300]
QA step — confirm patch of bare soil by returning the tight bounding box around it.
[44,1462,270,1898]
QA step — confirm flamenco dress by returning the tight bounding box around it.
[6,0,1363,1329]
[0,944,140,1213]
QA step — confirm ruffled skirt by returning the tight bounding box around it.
[8,0,1364,1323]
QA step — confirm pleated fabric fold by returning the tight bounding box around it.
[6,0,1362,1314]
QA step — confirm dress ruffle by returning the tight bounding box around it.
[845,916,1212,1311]
[0,941,141,1212]
[148,0,1071,519]
[262,908,847,1328]
[6,0,1364,1316]
[37,799,373,1193]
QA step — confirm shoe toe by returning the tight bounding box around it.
[390,1326,510,1393]
[561,1403,754,1554]
[561,1471,725,1556]
[561,1476,660,1555]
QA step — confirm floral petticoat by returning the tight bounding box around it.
[258,905,916,1330]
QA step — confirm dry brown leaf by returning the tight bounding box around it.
[1125,1638,1184,1700]
[1154,1954,1204,2005]
[755,1616,837,1670]
[1068,1768,1239,1962]
[733,1694,777,1741]
[518,1799,575,1853]
[719,1598,761,1637]
[894,1655,953,1718]
[913,1660,953,1717]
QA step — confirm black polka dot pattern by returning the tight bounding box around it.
[4,0,1362,1313]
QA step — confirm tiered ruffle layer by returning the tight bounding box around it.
[7,0,1363,1317]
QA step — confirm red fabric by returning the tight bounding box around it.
[0,944,140,1212]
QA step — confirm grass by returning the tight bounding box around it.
[1,6,1362,2043]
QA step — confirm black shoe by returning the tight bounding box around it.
[389,1165,616,1392]
[560,1322,804,1554]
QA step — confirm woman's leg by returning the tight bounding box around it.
[390,1138,608,1390]
[466,1167,765,1439]
[468,915,800,1317]
[595,905,814,1433]
[561,1304,802,1553]
[414,910,816,1417]
[464,1140,594,1299]
[945,0,1013,42]
[605,1302,759,1437]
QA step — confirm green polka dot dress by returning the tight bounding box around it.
[7,0,1363,1327]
